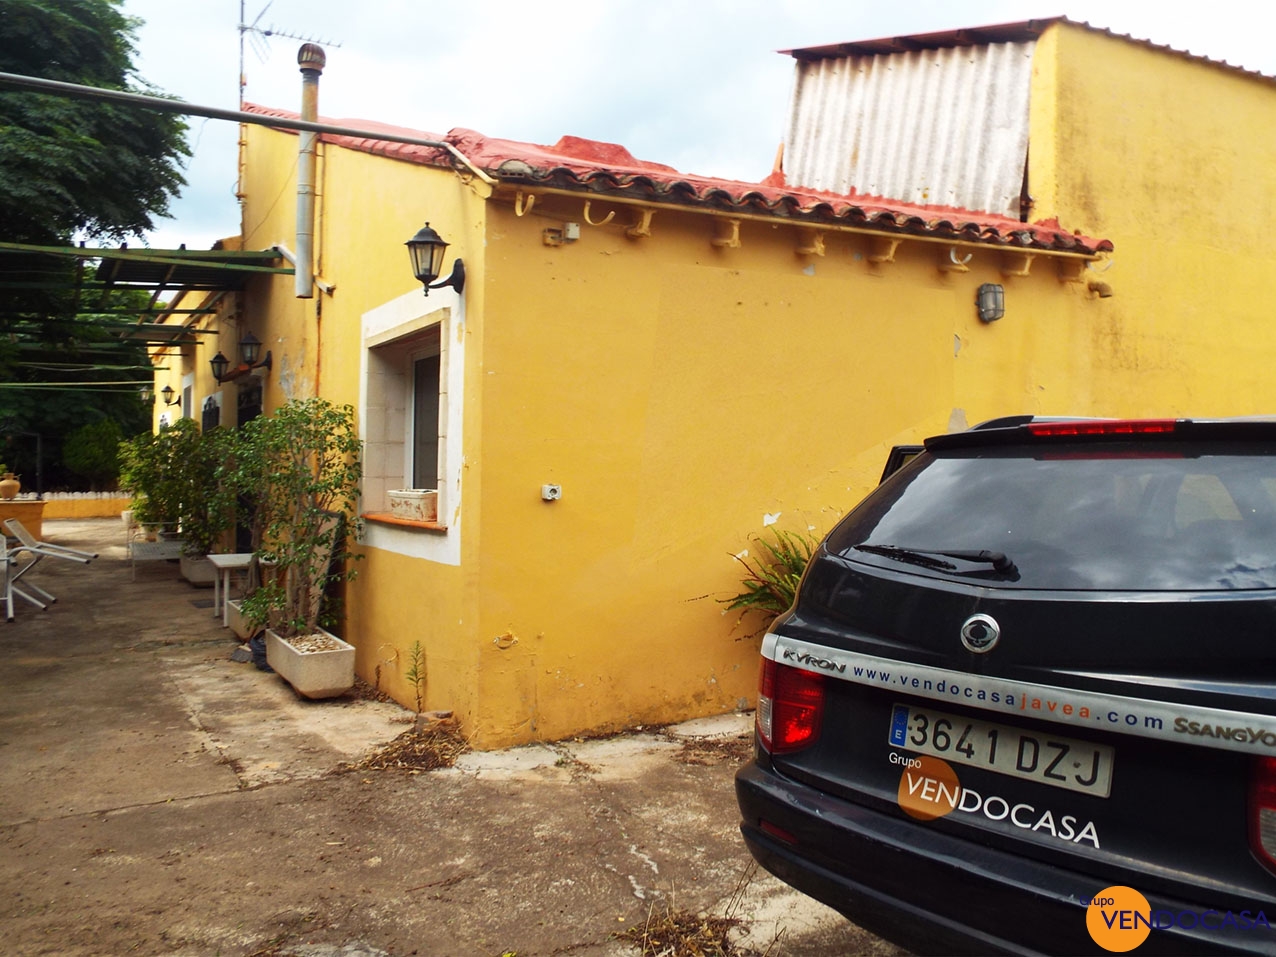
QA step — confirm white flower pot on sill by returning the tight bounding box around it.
[265,627,355,699]
[387,488,438,522]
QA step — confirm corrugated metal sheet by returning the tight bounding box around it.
[784,41,1037,218]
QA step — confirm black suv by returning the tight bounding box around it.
[736,417,1276,954]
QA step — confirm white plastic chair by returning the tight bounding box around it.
[2,537,14,622]
[2,518,97,610]
[2,535,51,621]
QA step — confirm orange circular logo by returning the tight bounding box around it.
[896,755,962,821]
[1086,885,1152,952]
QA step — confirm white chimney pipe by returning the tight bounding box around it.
[295,43,325,299]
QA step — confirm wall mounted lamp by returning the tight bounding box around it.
[406,222,465,296]
[976,283,1005,323]
[139,386,152,404]
[210,331,273,384]
[160,385,181,407]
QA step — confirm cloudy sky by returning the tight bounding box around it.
[117,0,1276,250]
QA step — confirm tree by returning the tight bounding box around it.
[62,417,124,490]
[0,0,189,246]
[0,286,154,491]
[0,1,189,490]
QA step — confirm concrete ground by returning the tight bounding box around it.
[0,519,906,957]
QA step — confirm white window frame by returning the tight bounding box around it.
[359,287,464,566]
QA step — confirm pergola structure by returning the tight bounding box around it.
[0,242,292,392]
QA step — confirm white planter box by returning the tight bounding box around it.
[387,488,437,522]
[180,554,217,587]
[226,598,255,640]
[265,628,355,699]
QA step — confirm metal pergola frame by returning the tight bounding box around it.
[0,243,293,356]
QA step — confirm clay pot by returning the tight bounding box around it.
[0,473,20,500]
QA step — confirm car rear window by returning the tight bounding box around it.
[831,442,1276,591]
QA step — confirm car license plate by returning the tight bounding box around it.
[888,703,1114,798]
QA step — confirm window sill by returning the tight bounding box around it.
[362,511,448,533]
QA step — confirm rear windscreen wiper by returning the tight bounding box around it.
[853,544,1020,578]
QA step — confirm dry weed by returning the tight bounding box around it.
[332,721,470,774]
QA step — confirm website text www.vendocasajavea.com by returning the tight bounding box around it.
[780,647,1163,731]
[774,637,1276,756]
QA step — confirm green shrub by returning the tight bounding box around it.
[721,527,820,632]
[117,419,234,555]
[234,398,362,638]
[63,419,125,489]
[118,422,184,527]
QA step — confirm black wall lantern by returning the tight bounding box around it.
[161,384,180,406]
[211,330,272,384]
[406,222,465,296]
[976,283,1005,323]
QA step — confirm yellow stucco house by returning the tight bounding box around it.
[153,17,1276,747]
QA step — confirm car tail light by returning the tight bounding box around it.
[1249,757,1276,873]
[1026,419,1178,437]
[756,657,824,754]
[759,819,798,845]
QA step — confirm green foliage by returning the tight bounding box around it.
[171,424,235,558]
[118,422,182,527]
[0,2,188,423]
[239,581,285,639]
[721,528,820,632]
[0,0,188,246]
[0,2,187,449]
[61,417,123,489]
[0,291,153,490]
[117,419,234,556]
[234,399,363,639]
[405,640,426,713]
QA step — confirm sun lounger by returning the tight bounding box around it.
[2,518,97,611]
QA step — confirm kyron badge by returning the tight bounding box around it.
[960,614,1000,653]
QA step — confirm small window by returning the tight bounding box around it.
[412,353,441,491]
[363,318,448,524]
[360,292,464,560]
[202,395,221,431]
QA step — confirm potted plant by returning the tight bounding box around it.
[119,421,239,584]
[218,424,275,640]
[171,422,236,585]
[238,398,363,698]
[119,424,184,537]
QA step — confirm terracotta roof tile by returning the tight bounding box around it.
[243,103,1112,256]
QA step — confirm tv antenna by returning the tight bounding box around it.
[238,1,343,105]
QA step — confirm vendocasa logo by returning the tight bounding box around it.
[1085,886,1151,952]
[1083,884,1272,952]
[892,753,1102,846]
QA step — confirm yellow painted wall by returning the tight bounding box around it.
[234,117,1131,749]
[183,31,1276,749]
[238,124,489,731]
[240,127,323,408]
[473,194,1098,745]
[1032,23,1276,416]
[43,497,131,520]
